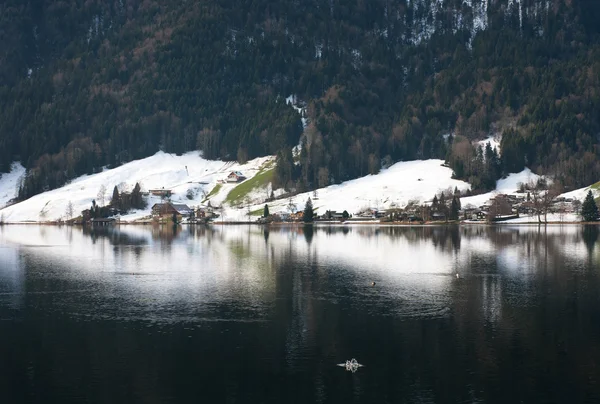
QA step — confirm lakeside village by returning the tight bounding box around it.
[77,170,600,226]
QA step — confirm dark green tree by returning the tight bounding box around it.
[131,182,144,209]
[342,210,350,219]
[580,191,599,222]
[450,196,460,220]
[303,198,314,223]
[111,186,120,211]
[263,204,270,217]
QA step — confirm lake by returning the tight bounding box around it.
[0,224,599,403]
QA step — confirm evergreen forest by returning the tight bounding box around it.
[1,0,600,199]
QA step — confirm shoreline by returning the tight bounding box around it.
[1,220,599,226]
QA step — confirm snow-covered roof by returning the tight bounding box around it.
[171,203,192,213]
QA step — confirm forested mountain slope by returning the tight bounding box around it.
[1,0,599,199]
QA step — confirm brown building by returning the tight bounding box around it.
[152,202,193,220]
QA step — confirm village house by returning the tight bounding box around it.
[149,188,173,198]
[195,205,219,220]
[226,171,246,183]
[290,211,304,221]
[431,212,446,221]
[151,202,193,220]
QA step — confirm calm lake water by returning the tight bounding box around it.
[0,224,599,404]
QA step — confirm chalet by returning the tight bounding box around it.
[152,202,193,219]
[330,211,345,220]
[290,211,304,221]
[431,212,446,221]
[226,171,246,183]
[149,188,173,198]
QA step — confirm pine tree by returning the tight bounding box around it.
[303,198,314,223]
[131,182,144,209]
[111,186,120,211]
[580,191,599,222]
[263,204,270,217]
[450,196,459,220]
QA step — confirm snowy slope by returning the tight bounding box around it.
[0,162,25,210]
[461,168,540,208]
[225,159,472,221]
[0,152,273,223]
[559,183,600,202]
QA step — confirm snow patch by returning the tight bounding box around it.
[0,163,26,210]
[286,94,308,128]
[476,134,501,154]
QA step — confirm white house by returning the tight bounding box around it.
[226,171,246,183]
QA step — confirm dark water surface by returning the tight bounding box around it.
[1,224,600,404]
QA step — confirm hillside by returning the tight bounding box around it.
[1,0,600,200]
[0,152,274,222]
[2,150,598,223]
[0,152,471,223]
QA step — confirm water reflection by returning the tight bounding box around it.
[0,224,599,403]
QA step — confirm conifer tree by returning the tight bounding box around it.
[581,191,599,222]
[263,204,270,217]
[450,196,460,220]
[131,182,144,209]
[303,198,314,223]
[111,186,120,211]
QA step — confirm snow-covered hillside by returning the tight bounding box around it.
[232,159,472,221]
[0,152,274,223]
[1,148,596,224]
[0,154,471,222]
[461,168,540,208]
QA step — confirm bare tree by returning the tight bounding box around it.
[97,184,107,207]
[487,195,513,222]
[528,183,543,223]
[572,199,582,215]
[287,197,297,213]
[66,201,74,221]
[528,179,562,223]
[542,182,562,222]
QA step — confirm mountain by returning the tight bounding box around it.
[1,0,599,200]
